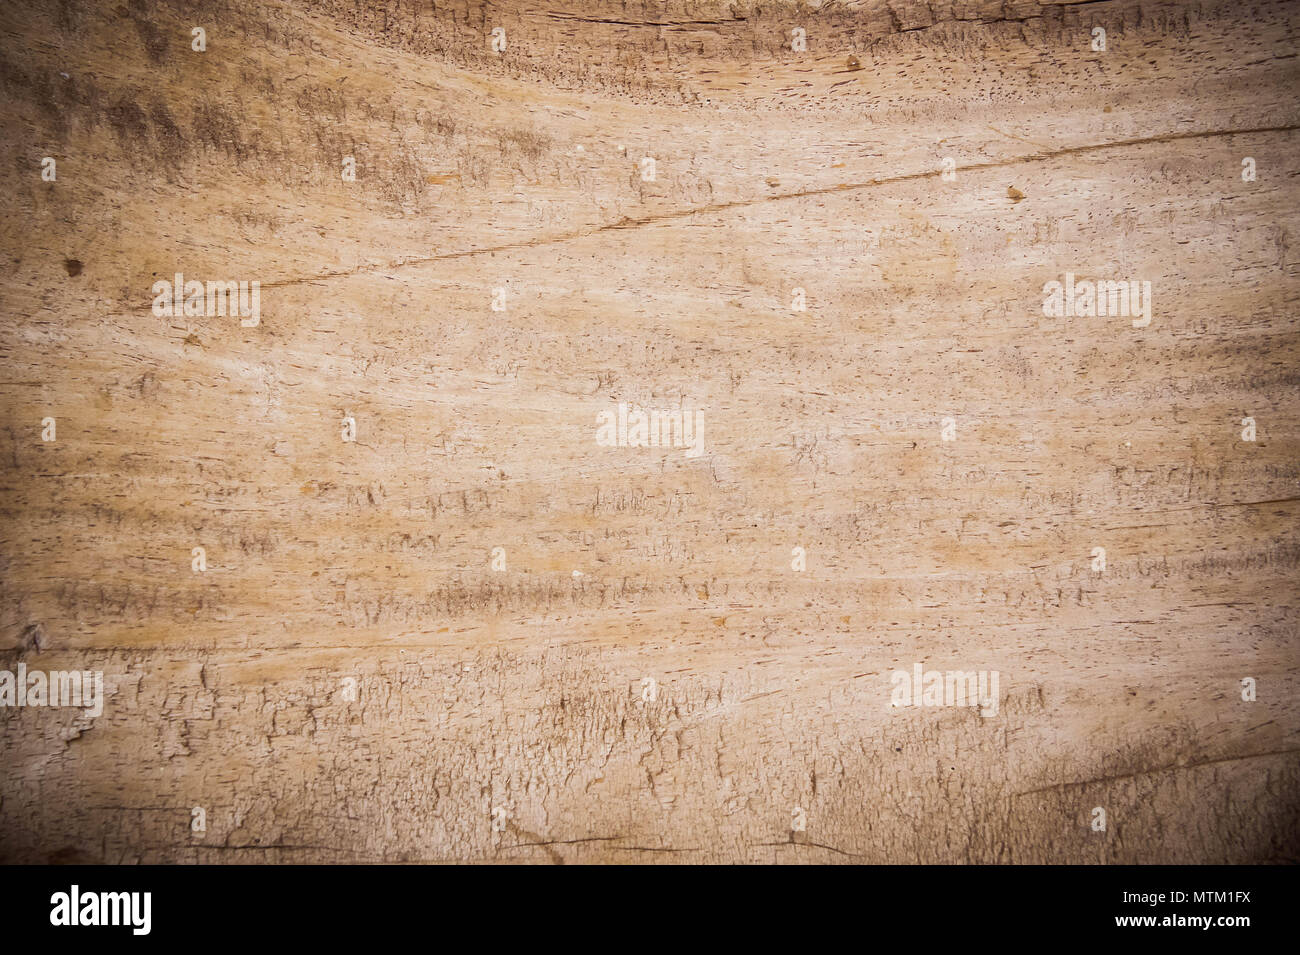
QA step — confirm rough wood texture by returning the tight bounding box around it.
[1,0,1298,863]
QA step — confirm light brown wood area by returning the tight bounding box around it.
[1,0,1298,863]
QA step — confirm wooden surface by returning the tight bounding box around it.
[1,0,1298,863]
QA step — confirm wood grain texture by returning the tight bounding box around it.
[1,0,1298,863]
